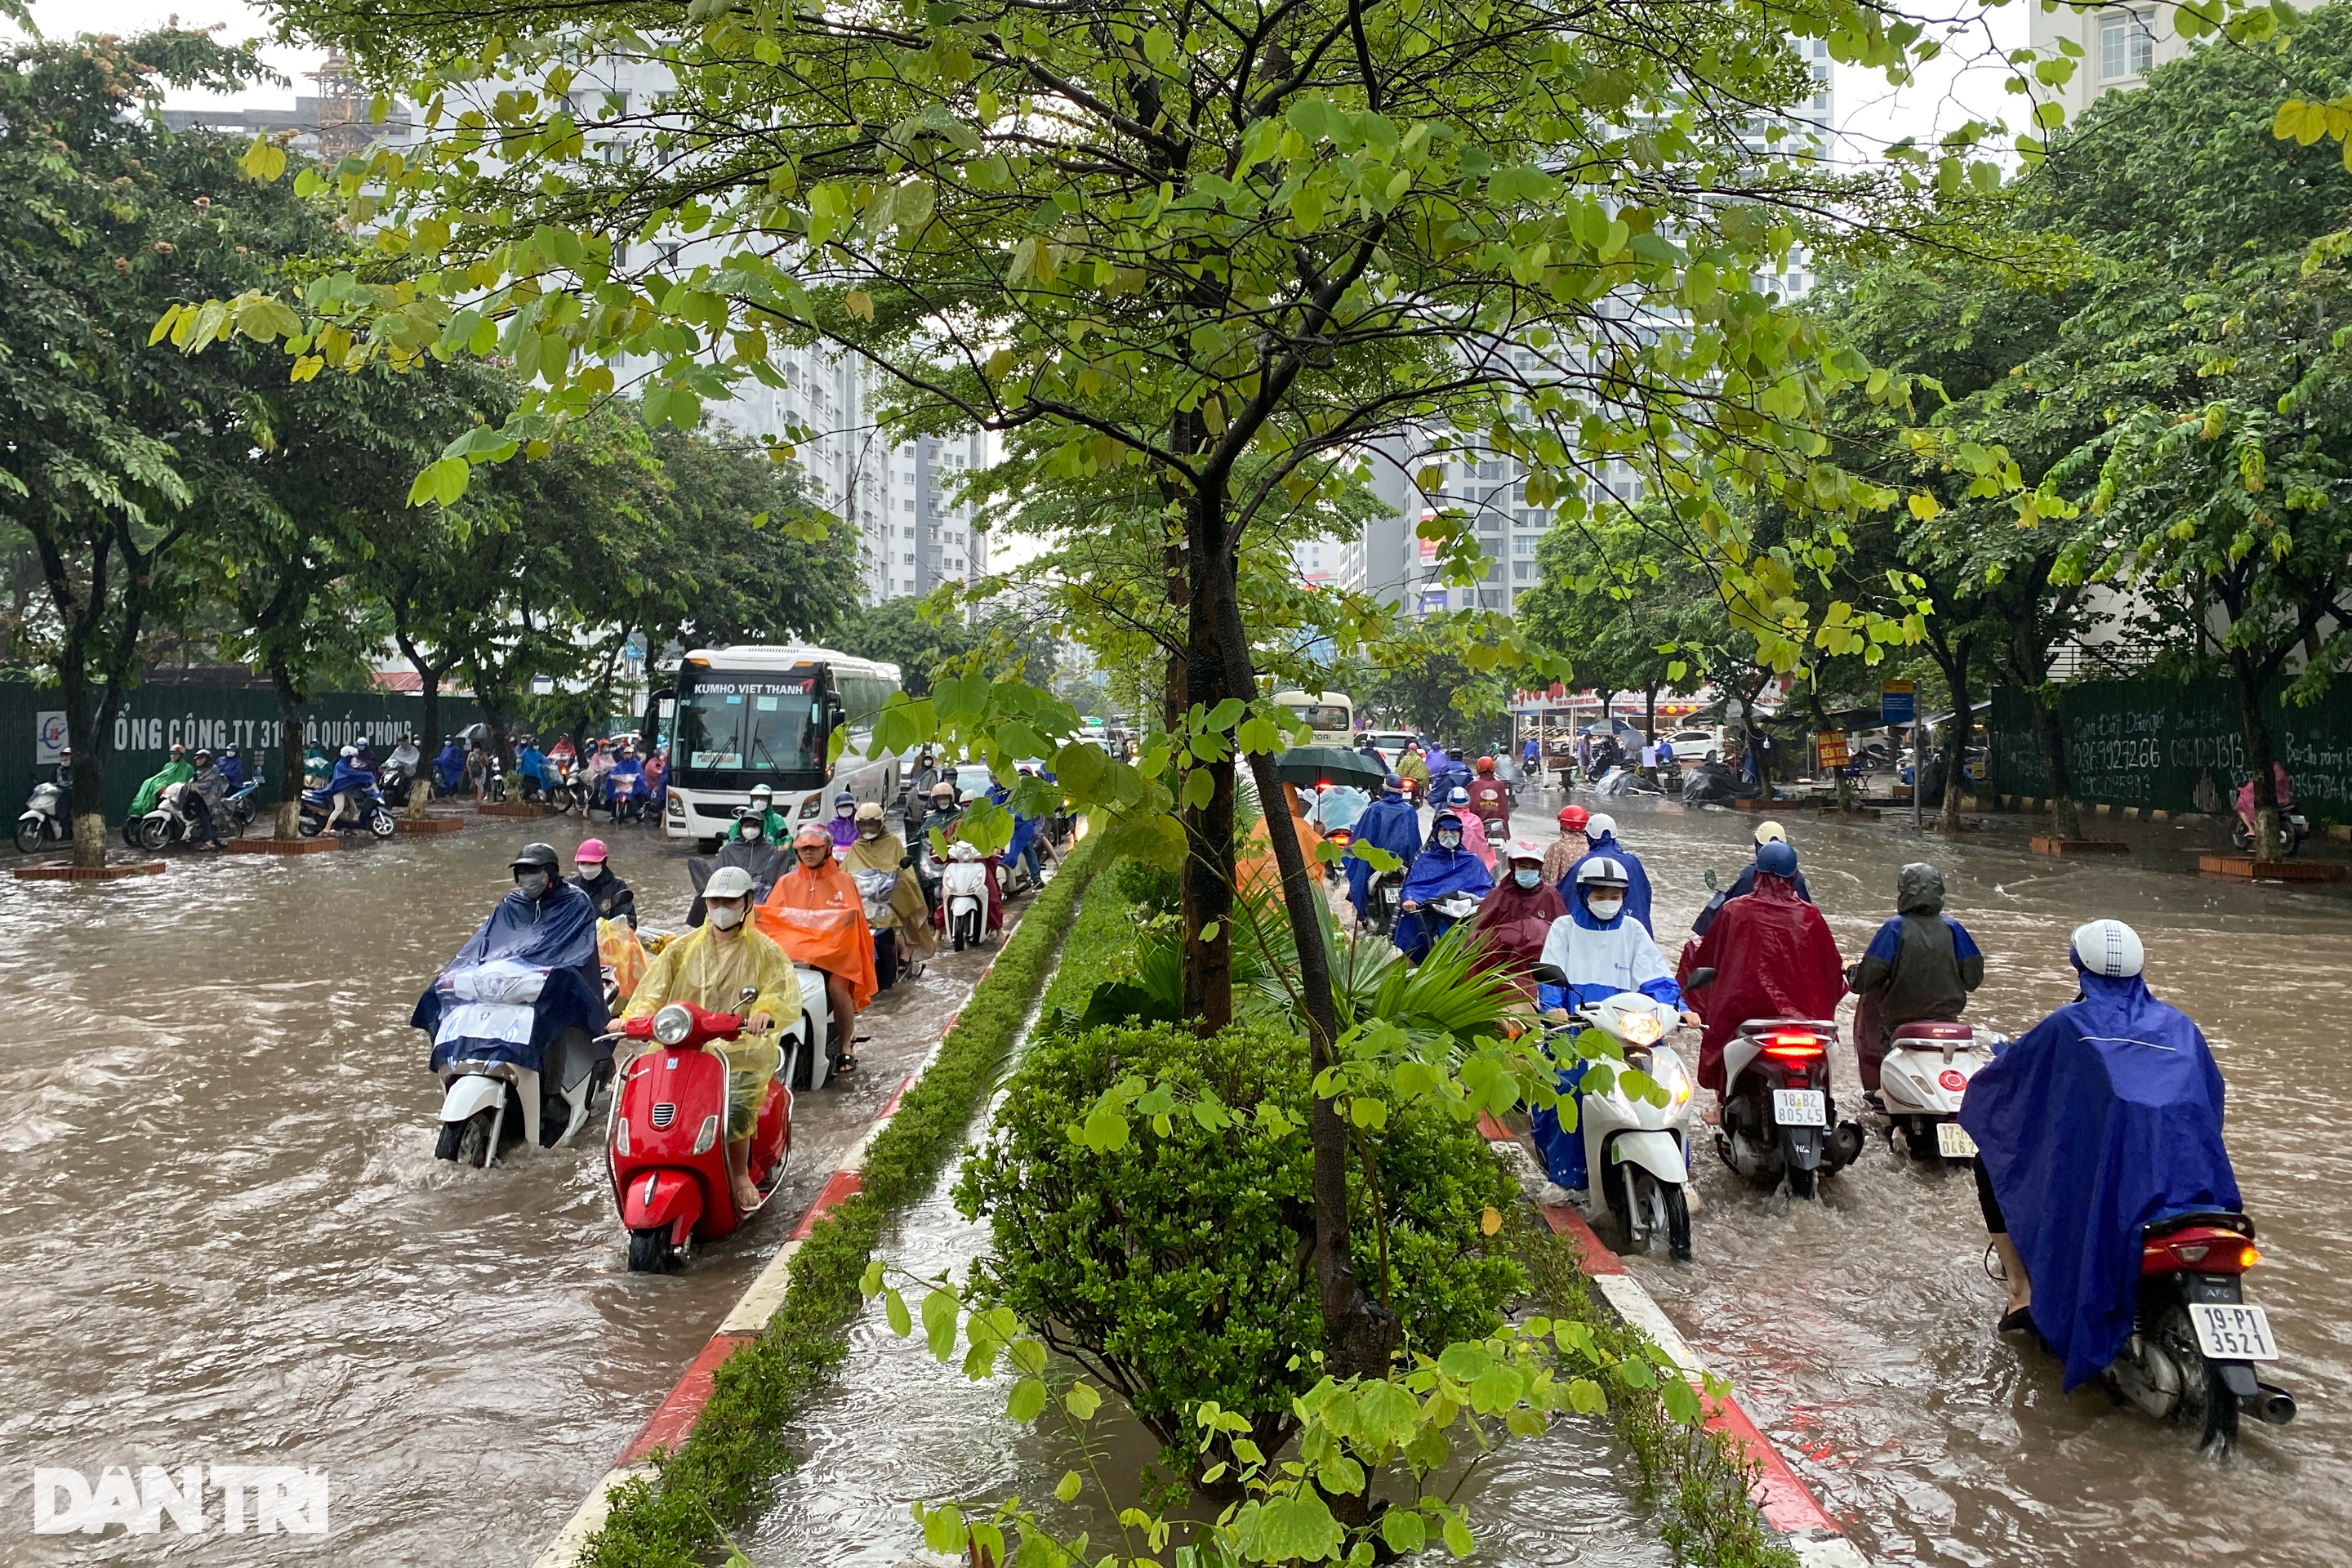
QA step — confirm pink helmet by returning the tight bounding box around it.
[575,838,608,864]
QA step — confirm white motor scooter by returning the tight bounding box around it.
[429,960,615,1168]
[1540,983,1698,1261]
[942,841,990,951]
[1875,1020,2000,1163]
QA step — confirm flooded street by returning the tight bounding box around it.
[0,823,1009,1566]
[6,795,2349,1568]
[1575,795,2352,1568]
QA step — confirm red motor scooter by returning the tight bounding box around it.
[606,991,795,1273]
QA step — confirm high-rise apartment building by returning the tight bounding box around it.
[1334,41,1832,619]
[2029,3,2185,121]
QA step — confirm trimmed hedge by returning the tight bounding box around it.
[578,835,1101,1568]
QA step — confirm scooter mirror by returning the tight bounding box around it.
[1704,868,1719,891]
[1530,963,1570,987]
[1686,967,1717,990]
[738,985,760,1004]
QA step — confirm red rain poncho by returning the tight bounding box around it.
[755,860,879,1010]
[1466,877,1567,999]
[1686,872,1844,1091]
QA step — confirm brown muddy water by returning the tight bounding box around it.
[0,824,1010,1565]
[7,796,2350,1568]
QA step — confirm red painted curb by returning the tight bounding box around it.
[1538,1203,1625,1275]
[789,1169,866,1241]
[1475,1111,1512,1141]
[875,1073,917,1123]
[619,1334,757,1464]
[1704,1392,1842,1538]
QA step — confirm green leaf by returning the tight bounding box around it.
[1240,1493,1343,1562]
[1441,1509,1475,1557]
[1065,1382,1102,1420]
[1006,1375,1049,1424]
[923,1286,960,1361]
[1055,1469,1084,1503]
[1379,1508,1428,1554]
[884,1287,912,1338]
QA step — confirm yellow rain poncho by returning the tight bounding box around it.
[840,831,938,960]
[623,921,801,1136]
[598,918,649,1004]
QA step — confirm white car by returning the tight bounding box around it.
[1666,728,1722,763]
[1363,730,1417,770]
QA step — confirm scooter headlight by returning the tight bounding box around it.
[1664,1063,1694,1109]
[652,1003,695,1046]
[1618,1011,1663,1046]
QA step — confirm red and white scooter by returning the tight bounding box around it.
[606,992,796,1273]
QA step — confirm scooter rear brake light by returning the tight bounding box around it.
[1762,1035,1824,1057]
[2143,1232,2261,1274]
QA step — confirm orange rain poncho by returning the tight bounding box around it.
[1241,783,1325,893]
[755,858,879,1009]
[598,917,649,1003]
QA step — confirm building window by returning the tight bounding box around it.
[1513,561,1532,580]
[902,552,915,564]
[2101,9,2154,78]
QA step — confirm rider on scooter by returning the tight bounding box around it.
[1846,862,1984,1098]
[571,838,638,927]
[1529,858,1695,1202]
[1463,756,1512,837]
[728,782,791,844]
[1344,775,1422,924]
[1958,920,2239,1384]
[1681,840,1844,1096]
[624,864,797,1214]
[1393,809,1494,964]
[322,745,376,831]
[764,822,877,1075]
[1561,812,1653,932]
[1690,820,1815,937]
[1466,840,1566,998]
[692,809,791,924]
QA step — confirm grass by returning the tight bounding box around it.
[577,834,1100,1568]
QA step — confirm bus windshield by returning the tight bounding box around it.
[674,673,822,775]
[1288,703,1352,733]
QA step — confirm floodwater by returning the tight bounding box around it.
[751,1113,1669,1568]
[1568,793,2352,1568]
[0,822,1014,1565]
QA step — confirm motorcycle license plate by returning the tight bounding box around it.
[1936,1121,1979,1158]
[2188,1301,2279,1362]
[1772,1089,1826,1127]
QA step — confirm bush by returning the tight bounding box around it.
[954,1018,1521,1487]
[1106,852,1181,917]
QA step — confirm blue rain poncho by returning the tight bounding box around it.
[1561,832,1654,933]
[412,883,608,1073]
[434,742,467,793]
[1959,965,2239,1390]
[1391,815,1494,962]
[323,756,377,799]
[1343,791,1423,915]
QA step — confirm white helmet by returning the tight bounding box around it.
[340,745,358,760]
[1504,838,1544,862]
[2071,920,2145,978]
[1575,856,1630,889]
[1753,819,1788,845]
[1585,813,1616,840]
[705,866,756,901]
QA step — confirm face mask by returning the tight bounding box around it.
[516,871,550,898]
[837,807,853,817]
[1587,895,1624,922]
[579,863,604,880]
[1513,867,1541,889]
[860,824,880,840]
[1437,831,1462,850]
[709,902,746,930]
[740,827,762,844]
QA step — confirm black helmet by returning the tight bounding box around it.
[510,842,559,872]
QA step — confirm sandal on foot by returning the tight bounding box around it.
[833,1054,860,1074]
[1997,1307,2036,1334]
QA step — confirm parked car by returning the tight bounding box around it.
[1665,727,1722,763]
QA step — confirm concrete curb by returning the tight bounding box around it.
[1476,1114,1864,1568]
[528,950,1003,1568]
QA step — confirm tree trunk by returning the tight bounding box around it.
[2235,666,2284,862]
[57,656,107,868]
[1940,669,1972,835]
[1178,497,1236,1032]
[272,668,306,840]
[2027,688,2082,840]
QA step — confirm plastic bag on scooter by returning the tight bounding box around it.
[413,888,606,1072]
